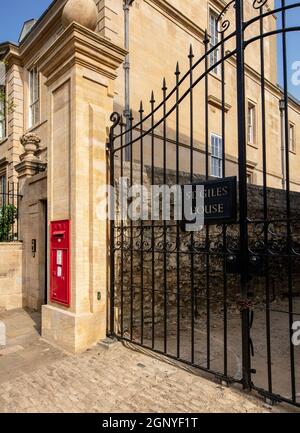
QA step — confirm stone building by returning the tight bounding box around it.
[0,0,299,353]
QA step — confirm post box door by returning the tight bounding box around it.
[50,220,70,306]
[51,249,69,305]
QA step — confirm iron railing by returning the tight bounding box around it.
[0,183,21,242]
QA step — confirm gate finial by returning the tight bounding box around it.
[188,44,194,59]
[150,91,155,105]
[139,101,144,115]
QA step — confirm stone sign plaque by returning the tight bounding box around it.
[182,176,237,229]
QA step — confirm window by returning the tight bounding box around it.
[211,134,223,178]
[0,173,6,207]
[0,85,6,140]
[289,123,295,152]
[29,68,40,128]
[209,10,220,74]
[247,102,256,145]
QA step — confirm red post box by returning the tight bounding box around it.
[50,220,70,307]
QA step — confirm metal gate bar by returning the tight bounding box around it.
[108,0,300,409]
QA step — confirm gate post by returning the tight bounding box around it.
[37,22,126,353]
[235,0,252,389]
[108,114,118,337]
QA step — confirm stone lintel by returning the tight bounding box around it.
[0,158,9,169]
[37,22,128,86]
[208,95,231,113]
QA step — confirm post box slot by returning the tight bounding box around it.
[53,231,65,237]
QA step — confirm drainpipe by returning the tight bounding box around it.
[279,99,286,190]
[123,0,134,160]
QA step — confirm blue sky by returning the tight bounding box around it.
[0,0,299,99]
[0,0,52,43]
[276,0,300,100]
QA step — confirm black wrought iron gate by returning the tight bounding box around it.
[108,0,300,408]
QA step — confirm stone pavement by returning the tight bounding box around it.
[0,309,297,413]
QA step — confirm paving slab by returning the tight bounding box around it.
[0,308,298,413]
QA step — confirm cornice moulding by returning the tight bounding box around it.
[211,0,227,11]
[145,0,206,41]
[3,45,23,67]
[226,53,300,112]
[21,18,63,68]
[20,0,67,54]
[36,22,127,83]
[15,159,47,178]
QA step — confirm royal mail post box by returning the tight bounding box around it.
[50,220,70,307]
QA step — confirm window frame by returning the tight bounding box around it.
[247,101,257,146]
[289,122,296,153]
[209,8,221,75]
[247,172,253,184]
[0,171,7,207]
[210,133,223,178]
[28,67,40,128]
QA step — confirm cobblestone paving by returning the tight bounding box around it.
[0,309,297,413]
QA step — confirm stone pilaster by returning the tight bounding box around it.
[15,132,47,311]
[37,22,126,353]
[5,46,24,185]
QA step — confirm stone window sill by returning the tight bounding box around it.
[24,119,48,135]
[209,71,222,83]
[247,142,258,149]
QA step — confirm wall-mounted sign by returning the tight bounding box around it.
[182,176,237,229]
